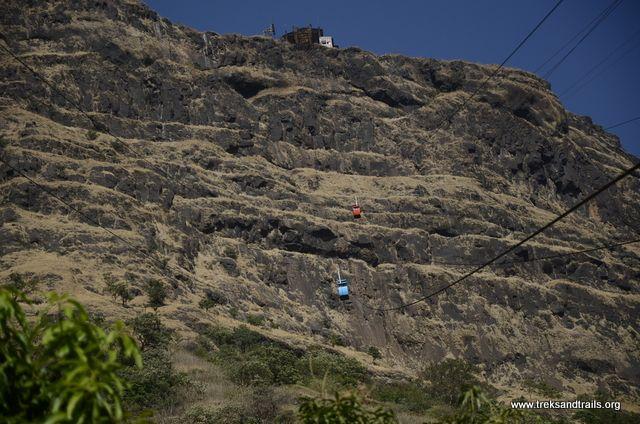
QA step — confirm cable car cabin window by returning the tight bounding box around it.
[338,284,349,300]
[337,277,349,300]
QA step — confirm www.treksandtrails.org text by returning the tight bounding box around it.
[511,400,621,411]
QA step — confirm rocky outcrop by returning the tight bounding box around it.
[1,0,639,403]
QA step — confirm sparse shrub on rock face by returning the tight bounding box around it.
[367,346,382,362]
[198,297,216,311]
[329,332,346,346]
[199,288,228,312]
[246,313,266,326]
[202,288,227,308]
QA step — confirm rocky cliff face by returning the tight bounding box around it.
[1,0,639,404]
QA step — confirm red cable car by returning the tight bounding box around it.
[352,197,362,219]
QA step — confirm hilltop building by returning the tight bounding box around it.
[319,36,334,48]
[282,26,337,48]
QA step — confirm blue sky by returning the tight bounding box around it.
[145,0,640,157]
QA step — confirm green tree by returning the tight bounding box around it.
[145,279,167,311]
[121,348,184,411]
[104,274,134,307]
[298,392,397,423]
[121,311,185,411]
[0,288,141,423]
[128,312,172,351]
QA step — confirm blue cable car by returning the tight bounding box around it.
[337,269,349,300]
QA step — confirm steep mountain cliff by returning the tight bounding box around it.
[1,0,639,412]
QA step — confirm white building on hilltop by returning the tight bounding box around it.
[319,36,334,48]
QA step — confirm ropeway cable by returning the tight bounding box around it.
[357,160,640,311]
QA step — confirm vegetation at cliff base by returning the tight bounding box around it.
[298,392,397,423]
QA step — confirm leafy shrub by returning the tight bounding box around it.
[246,313,266,326]
[122,311,187,411]
[128,312,172,351]
[0,288,141,423]
[298,392,397,423]
[198,298,217,312]
[251,345,304,385]
[216,405,256,424]
[86,129,98,140]
[306,350,368,388]
[227,325,268,352]
[372,380,432,412]
[329,332,346,346]
[230,359,275,386]
[185,405,218,424]
[196,324,368,389]
[249,386,286,423]
[368,346,382,361]
[145,279,167,310]
[121,347,187,410]
[422,358,480,405]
